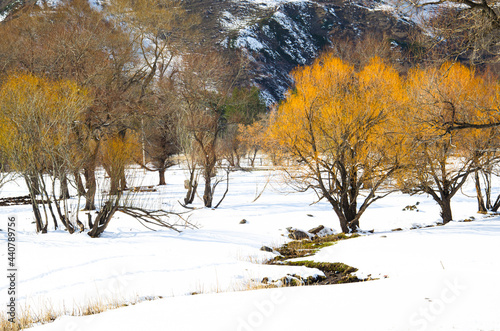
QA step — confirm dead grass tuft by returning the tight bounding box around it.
[0,295,165,330]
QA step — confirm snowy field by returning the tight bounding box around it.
[1,163,500,330]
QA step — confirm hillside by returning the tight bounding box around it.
[0,0,415,104]
[194,0,415,104]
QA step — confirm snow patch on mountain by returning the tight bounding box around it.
[242,0,311,8]
[220,10,255,30]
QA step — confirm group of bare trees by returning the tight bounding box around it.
[0,0,265,236]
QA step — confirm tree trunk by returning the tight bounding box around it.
[83,142,99,210]
[336,212,350,234]
[29,174,41,196]
[119,169,127,191]
[249,149,258,168]
[107,166,127,195]
[440,198,453,224]
[482,170,493,210]
[39,177,59,231]
[158,168,166,186]
[74,171,86,196]
[26,175,45,233]
[84,167,96,210]
[109,174,119,195]
[87,212,93,229]
[337,202,361,233]
[331,202,353,233]
[184,179,197,205]
[474,170,487,213]
[52,177,75,234]
[32,202,46,233]
[88,200,119,238]
[235,152,241,168]
[339,210,359,233]
[348,218,360,233]
[203,176,213,208]
[491,195,500,212]
[184,168,198,205]
[59,173,70,200]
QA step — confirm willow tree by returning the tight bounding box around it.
[0,73,91,233]
[268,55,405,233]
[401,62,500,223]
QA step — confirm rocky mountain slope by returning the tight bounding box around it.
[213,0,414,104]
[1,0,415,105]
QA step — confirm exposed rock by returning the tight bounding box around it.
[308,225,325,235]
[309,225,337,238]
[239,219,248,224]
[278,275,304,287]
[260,245,273,252]
[391,228,403,231]
[288,229,310,240]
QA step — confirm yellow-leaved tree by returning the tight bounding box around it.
[401,62,500,223]
[268,55,405,233]
[238,119,266,168]
[100,131,142,195]
[0,73,90,233]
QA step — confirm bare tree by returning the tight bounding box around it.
[140,77,181,185]
[178,50,248,208]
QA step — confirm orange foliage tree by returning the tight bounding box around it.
[100,131,142,195]
[0,73,90,233]
[238,120,266,168]
[268,55,405,233]
[401,62,500,223]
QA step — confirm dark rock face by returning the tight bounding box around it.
[234,2,328,104]
[230,1,415,105]
[0,0,23,17]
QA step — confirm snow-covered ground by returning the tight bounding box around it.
[1,164,500,330]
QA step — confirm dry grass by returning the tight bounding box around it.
[0,262,305,330]
[0,305,56,331]
[0,295,163,330]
